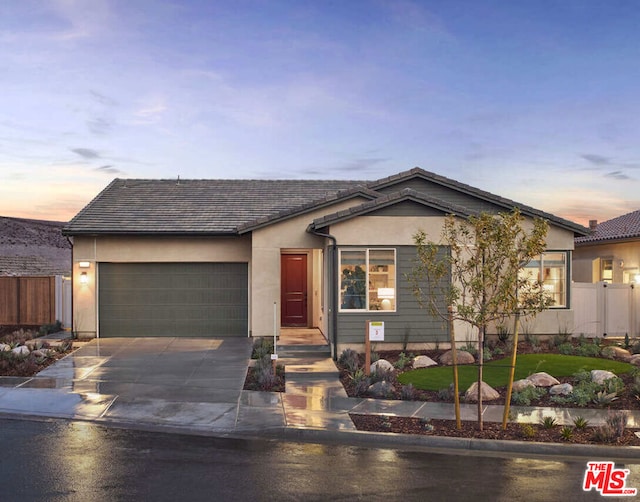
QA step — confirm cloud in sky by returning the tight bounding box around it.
[1,1,640,225]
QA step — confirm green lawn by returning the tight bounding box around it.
[397,353,634,391]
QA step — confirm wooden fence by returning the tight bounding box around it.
[0,276,56,325]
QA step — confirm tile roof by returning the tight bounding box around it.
[575,209,640,244]
[64,178,365,235]
[63,168,589,237]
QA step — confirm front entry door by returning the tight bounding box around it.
[281,254,308,326]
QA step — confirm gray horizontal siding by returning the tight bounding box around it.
[337,245,450,344]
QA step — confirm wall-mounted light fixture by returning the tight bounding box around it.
[80,272,88,284]
[78,261,91,268]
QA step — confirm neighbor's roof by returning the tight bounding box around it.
[63,168,589,237]
[575,209,640,245]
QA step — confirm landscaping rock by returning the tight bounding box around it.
[370,359,394,375]
[368,380,395,398]
[549,383,573,396]
[630,354,640,367]
[465,381,500,402]
[607,346,632,362]
[0,343,10,352]
[591,369,616,385]
[11,345,30,356]
[440,350,475,366]
[526,372,560,387]
[412,355,438,369]
[512,379,535,392]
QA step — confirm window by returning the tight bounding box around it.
[601,259,613,283]
[339,249,396,311]
[520,252,567,307]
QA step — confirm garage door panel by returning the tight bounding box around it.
[99,263,248,337]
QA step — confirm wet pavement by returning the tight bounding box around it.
[0,336,639,457]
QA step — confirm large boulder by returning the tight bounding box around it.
[606,346,632,362]
[412,355,438,369]
[630,354,640,367]
[591,370,616,385]
[370,359,394,375]
[526,372,560,387]
[440,350,475,366]
[465,381,500,402]
[11,345,30,356]
[368,380,396,398]
[0,343,10,352]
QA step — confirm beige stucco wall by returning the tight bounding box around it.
[72,235,251,338]
[249,200,363,337]
[573,241,640,283]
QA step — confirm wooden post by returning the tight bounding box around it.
[502,311,520,430]
[449,307,461,429]
[365,320,371,376]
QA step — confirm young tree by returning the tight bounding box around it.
[409,208,551,430]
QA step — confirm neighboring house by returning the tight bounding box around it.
[573,210,640,284]
[63,168,589,353]
[0,217,72,326]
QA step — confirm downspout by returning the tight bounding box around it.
[308,226,339,360]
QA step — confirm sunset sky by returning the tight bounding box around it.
[2,1,639,226]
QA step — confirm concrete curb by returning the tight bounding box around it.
[3,410,639,461]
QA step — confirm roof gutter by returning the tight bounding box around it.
[308,225,339,360]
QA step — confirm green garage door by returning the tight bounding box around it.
[99,263,248,337]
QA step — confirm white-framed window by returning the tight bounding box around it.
[339,248,396,312]
[520,251,567,307]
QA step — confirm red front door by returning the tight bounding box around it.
[281,254,308,326]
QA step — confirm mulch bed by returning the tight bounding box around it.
[349,414,640,446]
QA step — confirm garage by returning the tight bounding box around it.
[98,262,248,337]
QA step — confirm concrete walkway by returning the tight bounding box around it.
[0,337,638,459]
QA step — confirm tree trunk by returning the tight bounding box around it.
[477,324,484,431]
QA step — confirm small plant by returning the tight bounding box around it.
[624,333,630,350]
[437,386,453,401]
[338,348,360,373]
[606,411,628,438]
[394,352,411,370]
[600,346,616,360]
[420,417,434,433]
[349,368,371,396]
[251,337,274,359]
[560,426,574,440]
[572,416,589,429]
[370,350,380,363]
[496,324,511,346]
[401,383,417,400]
[519,423,536,439]
[539,416,557,429]
[592,390,619,407]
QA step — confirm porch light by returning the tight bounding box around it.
[378,288,395,310]
[80,272,88,284]
[79,261,91,268]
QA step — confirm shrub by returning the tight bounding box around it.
[496,325,511,345]
[511,386,547,406]
[593,411,628,443]
[561,426,574,440]
[394,352,411,370]
[603,376,625,395]
[592,390,618,407]
[401,383,417,400]
[38,320,62,336]
[539,416,557,429]
[573,416,589,429]
[338,349,360,373]
[251,338,273,359]
[349,369,371,397]
[519,424,536,439]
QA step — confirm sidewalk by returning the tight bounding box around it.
[0,337,638,460]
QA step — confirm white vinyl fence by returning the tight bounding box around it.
[572,282,640,338]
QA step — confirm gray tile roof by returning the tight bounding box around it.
[63,168,589,237]
[64,178,365,235]
[575,209,640,245]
